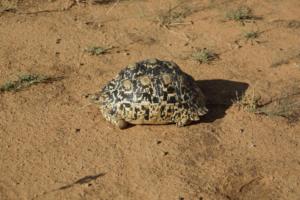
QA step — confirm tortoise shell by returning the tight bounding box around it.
[92,58,208,128]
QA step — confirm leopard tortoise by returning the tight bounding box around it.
[91,58,208,129]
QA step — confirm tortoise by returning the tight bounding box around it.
[91,58,208,129]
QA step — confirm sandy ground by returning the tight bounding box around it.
[1,0,300,199]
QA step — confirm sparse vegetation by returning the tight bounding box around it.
[0,74,62,93]
[0,0,18,13]
[286,20,300,29]
[1,1,300,199]
[226,6,254,22]
[259,99,300,122]
[233,30,262,47]
[272,19,300,29]
[270,59,289,68]
[157,3,196,28]
[191,48,218,64]
[91,0,119,4]
[270,52,300,68]
[243,30,261,44]
[234,89,300,121]
[244,31,259,40]
[84,46,113,55]
[76,0,124,4]
[233,89,260,113]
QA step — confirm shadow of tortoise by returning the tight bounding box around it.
[197,79,249,123]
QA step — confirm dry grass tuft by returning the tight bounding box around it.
[225,6,259,24]
[233,88,300,122]
[0,0,18,13]
[243,31,259,40]
[157,2,196,28]
[84,46,113,55]
[233,88,260,113]
[0,74,63,93]
[226,6,253,21]
[191,48,218,64]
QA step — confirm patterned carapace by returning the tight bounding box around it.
[92,58,208,128]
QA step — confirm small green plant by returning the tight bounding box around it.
[84,46,113,55]
[0,74,62,93]
[157,3,195,28]
[226,6,254,22]
[191,48,218,64]
[244,31,259,40]
[243,30,261,45]
[0,0,18,13]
